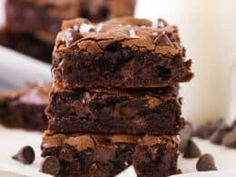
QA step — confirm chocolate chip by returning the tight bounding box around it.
[157,18,168,28]
[12,146,35,164]
[183,139,201,158]
[154,32,174,48]
[41,156,60,176]
[196,154,217,171]
[195,119,225,139]
[210,126,227,145]
[222,130,236,148]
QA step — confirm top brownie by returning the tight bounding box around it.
[52,17,193,89]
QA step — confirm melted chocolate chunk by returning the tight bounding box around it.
[183,139,201,158]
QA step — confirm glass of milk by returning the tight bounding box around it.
[135,0,236,123]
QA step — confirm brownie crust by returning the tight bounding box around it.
[46,87,183,135]
[52,17,193,89]
[41,133,179,177]
[0,84,50,131]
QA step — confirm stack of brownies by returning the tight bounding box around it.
[41,17,193,177]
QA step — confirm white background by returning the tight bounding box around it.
[136,0,236,124]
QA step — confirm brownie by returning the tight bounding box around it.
[0,31,53,62]
[5,0,80,43]
[5,0,136,44]
[52,17,193,89]
[41,132,179,177]
[0,84,50,131]
[46,87,183,135]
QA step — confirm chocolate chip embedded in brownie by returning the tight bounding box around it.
[46,86,183,135]
[41,132,179,177]
[52,17,193,90]
[0,84,50,131]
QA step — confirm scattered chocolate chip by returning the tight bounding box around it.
[195,119,225,139]
[196,154,217,171]
[41,156,60,176]
[12,146,35,164]
[210,126,227,145]
[222,130,236,148]
[183,139,201,158]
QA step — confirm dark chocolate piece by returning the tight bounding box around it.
[222,130,236,148]
[210,126,228,145]
[52,17,193,89]
[183,139,201,158]
[195,119,225,139]
[196,154,217,171]
[12,146,35,164]
[41,133,179,177]
[41,156,61,176]
[0,84,49,131]
[46,88,183,135]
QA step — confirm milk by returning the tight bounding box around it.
[135,0,236,123]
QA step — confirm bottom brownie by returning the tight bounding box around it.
[41,132,179,177]
[0,84,50,131]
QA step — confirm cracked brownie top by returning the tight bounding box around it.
[54,17,184,58]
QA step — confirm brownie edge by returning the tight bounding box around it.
[46,88,183,135]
